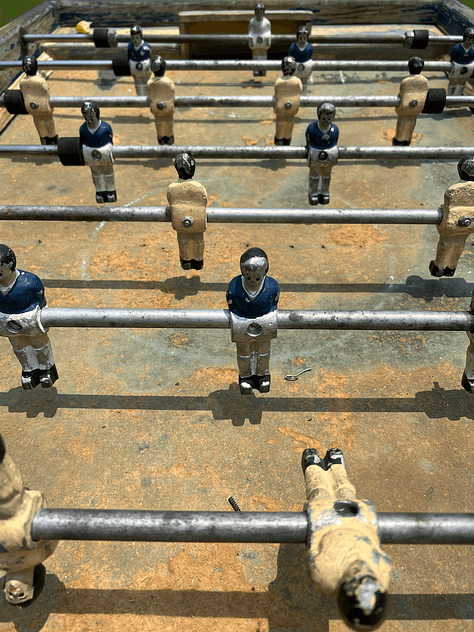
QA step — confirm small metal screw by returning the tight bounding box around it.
[29,101,38,109]
[284,101,292,110]
[156,101,166,110]
[228,496,241,511]
[459,216,473,227]
[182,216,194,228]
[409,99,418,107]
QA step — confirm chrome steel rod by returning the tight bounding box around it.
[0,95,471,108]
[21,33,461,45]
[39,308,474,331]
[31,509,474,545]
[0,60,453,72]
[0,145,472,161]
[0,205,442,224]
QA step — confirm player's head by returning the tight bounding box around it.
[297,26,309,45]
[151,55,166,77]
[0,245,16,273]
[337,570,388,631]
[463,27,474,44]
[282,56,297,76]
[131,24,143,45]
[22,55,38,76]
[317,102,336,125]
[254,3,265,18]
[240,248,269,278]
[458,156,474,181]
[408,56,424,75]
[174,152,195,180]
[81,100,100,124]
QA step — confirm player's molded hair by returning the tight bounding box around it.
[282,56,297,76]
[81,100,100,119]
[317,102,336,118]
[297,26,309,38]
[458,156,474,181]
[151,55,166,76]
[130,24,142,37]
[0,245,16,270]
[408,56,424,75]
[22,55,38,76]
[254,3,265,13]
[174,152,196,180]
[337,574,388,631]
[463,27,474,41]
[240,248,269,273]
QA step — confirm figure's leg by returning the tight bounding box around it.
[319,165,333,205]
[393,116,416,146]
[462,331,474,392]
[275,117,294,146]
[301,448,334,501]
[255,340,271,392]
[33,115,58,146]
[177,233,204,270]
[430,233,467,277]
[158,116,174,146]
[34,340,58,388]
[133,76,148,96]
[325,449,357,502]
[103,167,117,203]
[252,52,267,77]
[308,166,321,206]
[9,333,51,390]
[235,342,253,394]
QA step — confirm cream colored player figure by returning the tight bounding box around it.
[392,56,429,146]
[147,56,175,145]
[167,153,208,270]
[429,156,474,278]
[447,28,474,101]
[273,56,302,146]
[248,3,271,77]
[20,56,58,146]
[0,434,58,605]
[302,447,392,631]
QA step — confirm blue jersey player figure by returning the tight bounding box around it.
[306,102,339,206]
[0,245,58,390]
[447,27,474,101]
[289,26,313,86]
[128,25,152,96]
[226,248,279,395]
[80,101,116,204]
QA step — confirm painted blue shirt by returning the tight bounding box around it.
[226,276,279,319]
[288,42,313,63]
[0,270,46,314]
[80,121,113,148]
[128,41,151,62]
[450,42,474,64]
[306,121,339,150]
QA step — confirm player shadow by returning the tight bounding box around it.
[1,556,473,631]
[1,381,472,423]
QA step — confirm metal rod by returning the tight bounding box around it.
[39,307,474,331]
[21,33,461,45]
[0,60,453,72]
[0,95,472,109]
[0,145,472,161]
[31,509,474,545]
[0,205,442,224]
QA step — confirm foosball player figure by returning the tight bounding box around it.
[20,56,58,146]
[248,3,271,77]
[274,56,302,146]
[392,56,429,146]
[289,26,313,85]
[147,56,175,145]
[226,248,280,395]
[302,447,392,631]
[167,153,208,270]
[0,245,58,390]
[0,434,58,605]
[80,101,117,204]
[306,102,339,206]
[429,156,474,278]
[128,24,152,96]
[447,27,474,99]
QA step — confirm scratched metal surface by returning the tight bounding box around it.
[1,22,474,632]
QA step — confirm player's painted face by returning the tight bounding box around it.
[83,110,98,126]
[132,33,142,47]
[255,7,264,20]
[319,110,335,127]
[465,36,474,48]
[297,32,308,47]
[0,264,15,286]
[241,263,267,291]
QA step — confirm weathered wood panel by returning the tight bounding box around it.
[52,0,441,27]
[437,0,474,34]
[0,1,56,95]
